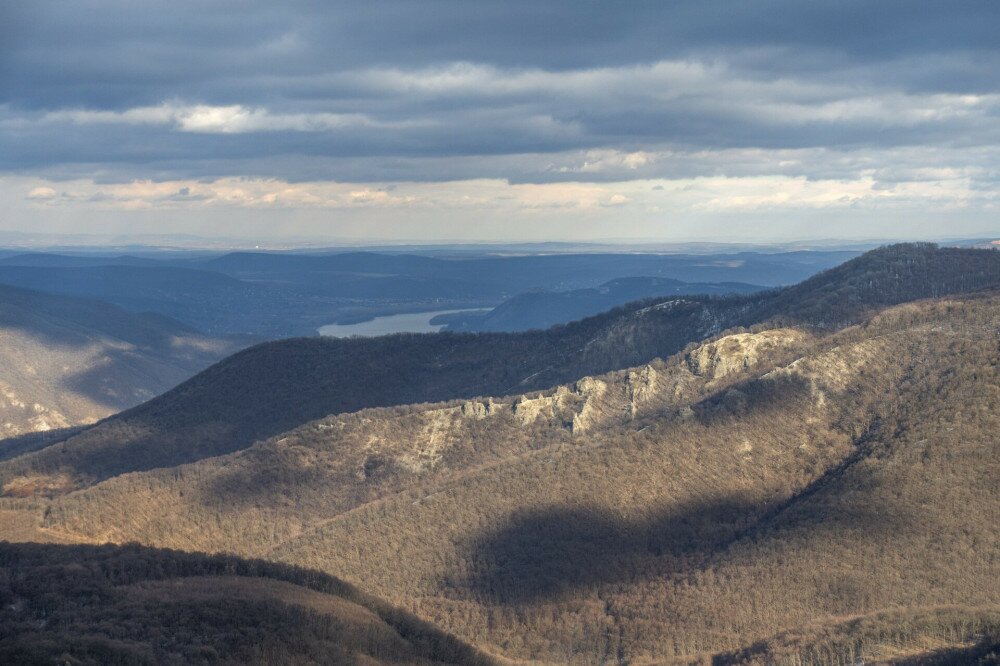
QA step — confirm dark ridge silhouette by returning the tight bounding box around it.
[0,253,160,267]
[0,541,497,665]
[436,275,764,332]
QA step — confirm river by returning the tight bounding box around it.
[317,309,483,337]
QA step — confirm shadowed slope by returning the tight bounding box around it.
[0,283,243,440]
[0,541,496,665]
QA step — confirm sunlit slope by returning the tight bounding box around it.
[21,323,820,551]
[261,296,1000,663]
[3,244,998,493]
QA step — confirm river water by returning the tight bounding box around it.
[317,309,481,337]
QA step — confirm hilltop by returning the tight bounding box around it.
[0,283,243,443]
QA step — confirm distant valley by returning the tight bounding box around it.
[0,249,856,337]
[0,283,243,446]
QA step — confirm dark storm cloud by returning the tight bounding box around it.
[2,1,1000,183]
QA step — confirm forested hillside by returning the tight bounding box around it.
[0,542,495,665]
[436,276,763,333]
[2,244,997,492]
[1,286,999,663]
[2,245,1000,663]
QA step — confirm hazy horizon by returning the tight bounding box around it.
[0,229,993,254]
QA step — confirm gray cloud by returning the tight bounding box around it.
[1,1,1000,241]
[6,2,1000,108]
[3,58,1000,185]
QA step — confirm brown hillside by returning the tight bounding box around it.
[2,291,998,663]
[13,324,819,552]
[259,294,1000,663]
[716,607,1000,665]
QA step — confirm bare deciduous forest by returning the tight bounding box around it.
[1,245,999,663]
[0,541,495,664]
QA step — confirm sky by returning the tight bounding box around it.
[1,1,999,243]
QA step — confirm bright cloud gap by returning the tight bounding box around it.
[21,174,992,213]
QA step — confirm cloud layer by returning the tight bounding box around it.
[2,1,999,240]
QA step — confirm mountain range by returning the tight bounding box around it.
[0,249,857,336]
[434,276,764,332]
[1,243,1000,663]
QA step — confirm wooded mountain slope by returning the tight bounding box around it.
[3,288,1000,663]
[3,243,998,493]
[225,295,1000,663]
[0,542,495,665]
[0,283,243,442]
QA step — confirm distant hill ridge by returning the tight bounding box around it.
[1,243,998,492]
[0,248,858,336]
[436,275,764,332]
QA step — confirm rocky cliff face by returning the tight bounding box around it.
[685,330,811,383]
